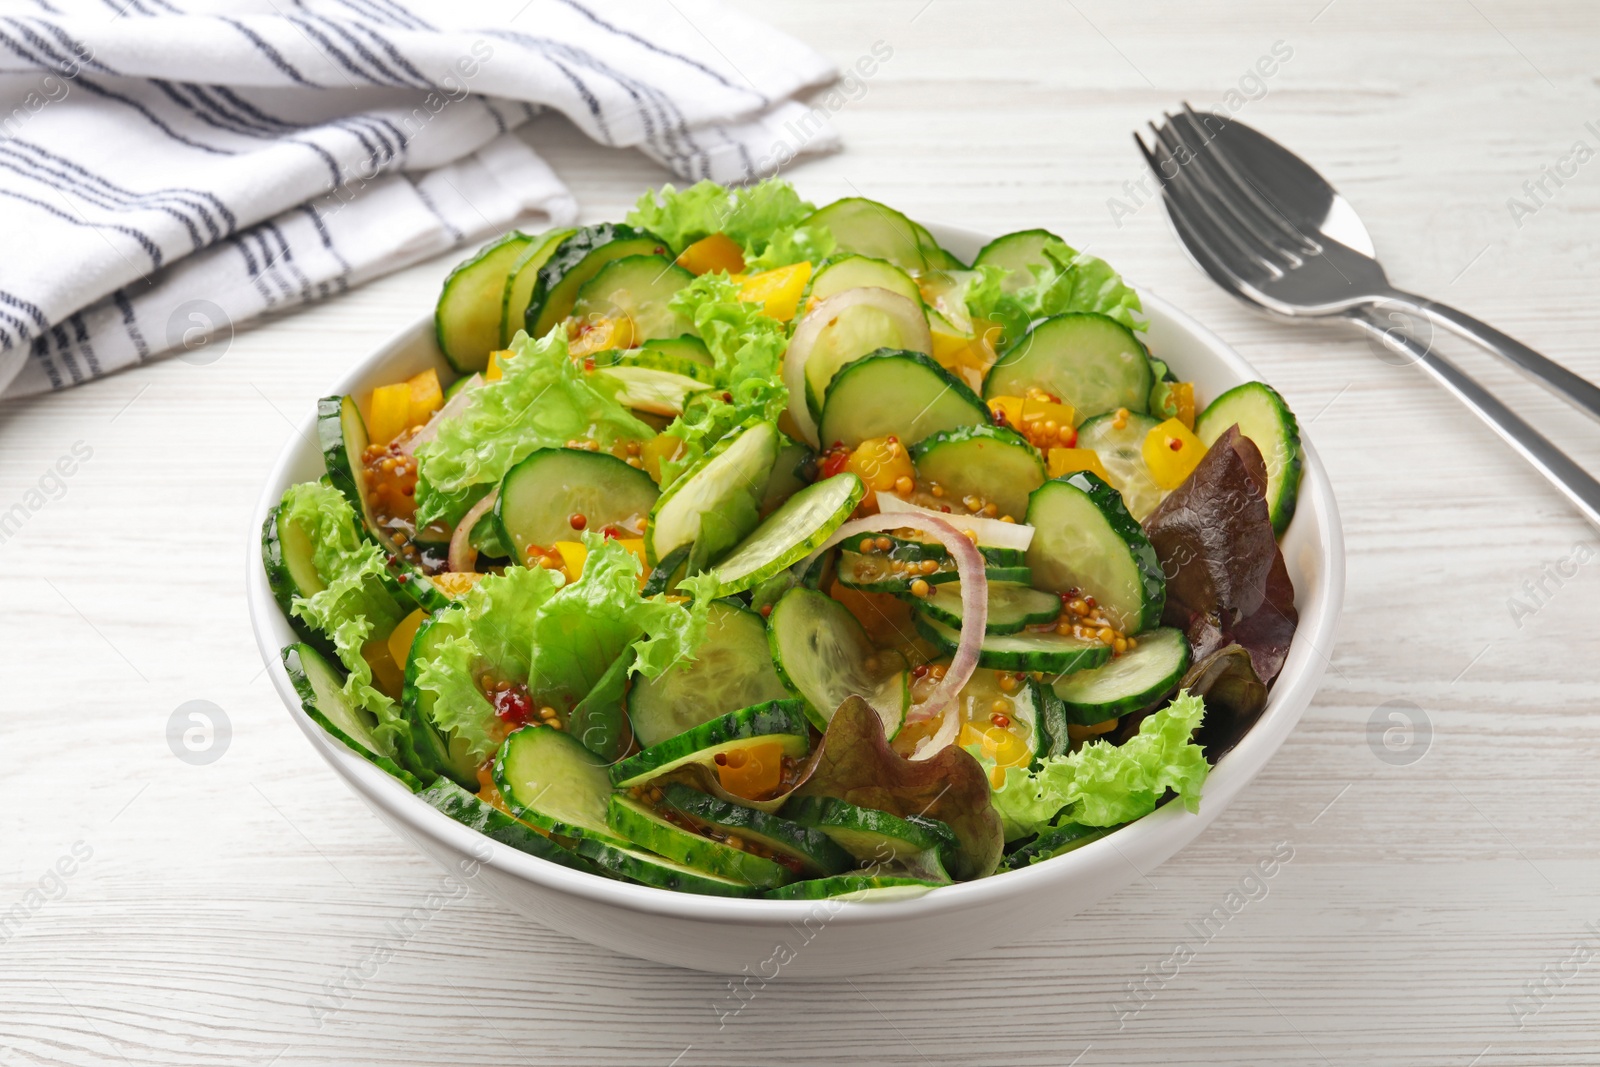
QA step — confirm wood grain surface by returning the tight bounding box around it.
[4,1,1600,1063]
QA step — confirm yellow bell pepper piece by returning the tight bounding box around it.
[932,324,998,393]
[366,382,412,446]
[386,608,426,671]
[715,740,785,800]
[569,314,634,358]
[639,433,684,482]
[676,232,746,276]
[1142,418,1207,490]
[959,722,1032,787]
[431,571,483,598]
[1170,382,1196,429]
[406,368,443,426]
[738,261,812,322]
[554,538,648,588]
[484,350,509,382]
[1047,447,1112,482]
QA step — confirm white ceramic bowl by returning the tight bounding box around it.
[248,224,1344,978]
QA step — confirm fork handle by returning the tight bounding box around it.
[1383,289,1600,425]
[1345,309,1600,531]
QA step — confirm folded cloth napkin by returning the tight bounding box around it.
[0,0,839,398]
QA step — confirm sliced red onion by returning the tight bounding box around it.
[448,487,498,574]
[782,287,933,449]
[399,373,482,456]
[804,510,985,747]
[910,699,961,762]
[876,492,1035,551]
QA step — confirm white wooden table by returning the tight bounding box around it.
[5,2,1600,1063]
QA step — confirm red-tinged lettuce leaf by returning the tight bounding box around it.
[794,696,1004,879]
[1178,644,1269,759]
[1145,425,1298,686]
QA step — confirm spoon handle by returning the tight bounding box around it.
[1384,288,1600,425]
[1346,308,1600,531]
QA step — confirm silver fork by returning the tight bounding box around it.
[1136,106,1600,530]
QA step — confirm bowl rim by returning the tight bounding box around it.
[247,221,1345,928]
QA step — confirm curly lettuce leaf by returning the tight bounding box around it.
[657,273,790,488]
[967,239,1145,347]
[625,178,834,270]
[279,480,409,753]
[978,691,1210,840]
[413,328,656,529]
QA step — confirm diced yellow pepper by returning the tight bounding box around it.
[569,314,634,358]
[639,433,684,482]
[715,740,785,800]
[553,540,587,583]
[676,232,746,276]
[386,608,425,671]
[366,382,412,446]
[484,350,509,381]
[932,324,998,394]
[1141,417,1207,490]
[958,722,1032,787]
[1047,447,1113,482]
[431,571,483,598]
[738,261,812,322]
[989,392,1078,449]
[1171,382,1196,429]
[615,537,648,588]
[361,637,405,700]
[406,368,443,426]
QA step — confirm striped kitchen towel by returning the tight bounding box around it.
[0,0,840,398]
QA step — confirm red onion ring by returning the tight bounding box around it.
[876,492,1034,551]
[804,509,986,749]
[448,487,498,574]
[399,373,482,456]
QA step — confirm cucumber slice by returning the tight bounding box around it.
[1024,473,1164,634]
[915,616,1111,676]
[1077,410,1164,522]
[767,586,909,737]
[798,291,933,417]
[1194,381,1303,535]
[436,230,532,373]
[591,350,716,417]
[760,437,815,517]
[1002,823,1111,868]
[1028,677,1072,759]
[493,726,622,842]
[836,550,1031,593]
[984,313,1153,420]
[606,794,792,887]
[804,197,929,271]
[917,270,986,335]
[643,334,714,368]
[609,699,811,789]
[782,796,957,864]
[805,254,921,306]
[911,581,1062,636]
[495,448,659,567]
[401,614,490,789]
[282,643,422,790]
[626,600,791,747]
[525,224,668,339]
[818,350,991,450]
[641,544,690,597]
[910,424,1045,520]
[707,473,864,597]
[1050,627,1191,723]
[418,778,595,872]
[911,220,966,270]
[499,228,574,346]
[763,875,945,901]
[647,420,780,567]
[572,837,760,897]
[837,530,1026,569]
[261,504,333,655]
[658,784,853,878]
[972,228,1062,294]
[571,254,696,342]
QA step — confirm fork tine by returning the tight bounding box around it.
[1143,121,1286,281]
[1173,104,1320,255]
[1134,130,1278,290]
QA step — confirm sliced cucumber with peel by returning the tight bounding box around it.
[707,473,864,597]
[436,230,531,373]
[495,447,658,567]
[1050,627,1191,723]
[911,581,1061,636]
[837,530,1026,569]
[283,643,422,790]
[626,600,791,747]
[836,550,1031,593]
[609,699,811,789]
[500,228,574,346]
[767,586,909,737]
[574,838,760,897]
[494,726,623,842]
[648,420,779,568]
[592,352,715,417]
[658,784,853,878]
[911,424,1045,520]
[803,197,929,271]
[800,293,933,417]
[643,333,714,367]
[571,254,695,342]
[972,228,1062,294]
[984,313,1152,420]
[1077,410,1164,522]
[915,616,1111,676]
[1024,472,1165,634]
[1002,823,1112,867]
[804,254,922,307]
[606,794,792,887]
[782,795,956,866]
[525,224,668,339]
[418,778,594,872]
[1194,381,1303,535]
[818,350,991,450]
[262,505,334,656]
[764,875,946,901]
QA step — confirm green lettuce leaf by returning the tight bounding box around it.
[967,239,1146,347]
[625,178,834,270]
[413,328,657,529]
[978,691,1210,840]
[279,480,410,754]
[657,274,790,488]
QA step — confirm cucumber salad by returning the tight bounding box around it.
[264,180,1305,900]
